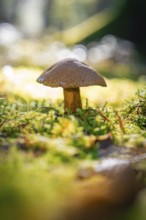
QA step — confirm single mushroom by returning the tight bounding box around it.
[36,58,107,112]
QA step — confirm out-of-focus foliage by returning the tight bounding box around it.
[0,0,115,34]
[0,0,146,80]
[0,0,146,56]
[0,35,146,81]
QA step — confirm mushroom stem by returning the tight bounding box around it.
[63,88,82,112]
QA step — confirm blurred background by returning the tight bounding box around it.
[0,0,146,80]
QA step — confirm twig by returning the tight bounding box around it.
[96,109,111,123]
[115,110,126,134]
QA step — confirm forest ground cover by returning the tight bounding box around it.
[0,66,146,220]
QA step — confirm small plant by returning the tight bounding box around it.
[124,88,146,129]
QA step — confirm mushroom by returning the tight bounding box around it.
[37,58,107,112]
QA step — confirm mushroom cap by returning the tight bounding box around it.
[37,58,107,88]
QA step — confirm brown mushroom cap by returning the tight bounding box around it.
[37,58,107,88]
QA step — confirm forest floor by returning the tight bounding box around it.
[0,65,146,220]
